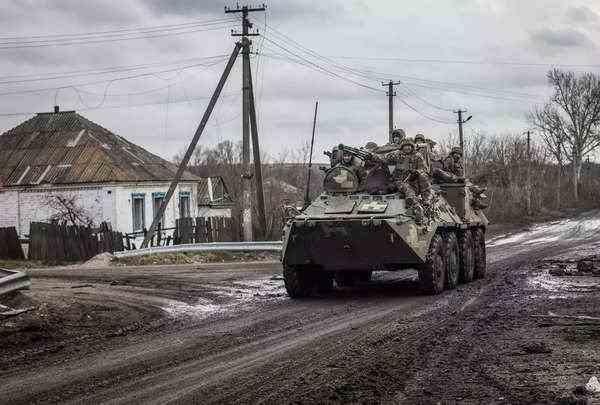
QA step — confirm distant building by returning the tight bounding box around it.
[197,176,235,218]
[0,108,202,238]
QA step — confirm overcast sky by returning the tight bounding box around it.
[0,0,599,162]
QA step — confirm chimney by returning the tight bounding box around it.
[54,105,59,113]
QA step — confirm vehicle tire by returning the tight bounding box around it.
[458,230,475,283]
[444,231,460,289]
[418,233,445,294]
[473,228,487,279]
[283,265,314,298]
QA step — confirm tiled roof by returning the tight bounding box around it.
[0,110,200,187]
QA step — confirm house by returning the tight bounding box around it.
[0,108,201,239]
[197,176,235,218]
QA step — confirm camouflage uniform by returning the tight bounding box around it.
[443,146,464,177]
[434,146,464,183]
[379,139,433,207]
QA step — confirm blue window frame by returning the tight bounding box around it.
[131,193,145,232]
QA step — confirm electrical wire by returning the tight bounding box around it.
[0,56,230,97]
[0,18,238,49]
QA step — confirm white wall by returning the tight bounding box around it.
[0,181,197,237]
[112,182,197,235]
[0,187,105,236]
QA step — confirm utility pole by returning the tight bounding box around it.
[454,109,472,176]
[524,129,532,215]
[226,3,267,241]
[382,80,401,143]
[141,44,242,248]
[141,4,267,248]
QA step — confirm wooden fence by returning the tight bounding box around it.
[174,216,235,245]
[28,222,124,262]
[0,227,24,260]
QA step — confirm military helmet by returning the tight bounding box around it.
[414,133,426,143]
[451,146,462,156]
[400,138,415,152]
[364,141,378,150]
[391,128,406,143]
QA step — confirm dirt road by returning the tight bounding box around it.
[2,213,600,404]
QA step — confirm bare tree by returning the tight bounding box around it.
[44,194,94,226]
[530,69,600,201]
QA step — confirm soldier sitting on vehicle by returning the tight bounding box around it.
[433,146,464,183]
[368,138,433,223]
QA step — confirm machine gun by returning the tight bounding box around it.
[337,144,375,163]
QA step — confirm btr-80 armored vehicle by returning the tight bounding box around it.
[281,140,488,298]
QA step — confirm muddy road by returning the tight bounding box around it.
[2,213,600,404]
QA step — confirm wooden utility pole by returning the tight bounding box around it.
[524,129,532,215]
[227,3,267,241]
[454,109,472,176]
[382,80,400,143]
[141,43,242,248]
[304,100,319,208]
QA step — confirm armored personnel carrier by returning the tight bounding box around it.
[281,140,488,298]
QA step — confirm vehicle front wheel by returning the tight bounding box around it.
[283,265,315,298]
[444,232,460,289]
[458,230,475,283]
[418,233,445,294]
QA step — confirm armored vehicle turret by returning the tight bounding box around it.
[281,141,488,298]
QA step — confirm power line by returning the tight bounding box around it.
[0,54,229,85]
[325,55,600,69]
[0,21,238,50]
[0,56,230,97]
[0,17,237,41]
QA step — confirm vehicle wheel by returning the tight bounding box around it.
[418,233,445,294]
[444,232,460,289]
[458,230,475,283]
[283,265,314,298]
[473,228,486,279]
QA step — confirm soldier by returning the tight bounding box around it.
[433,146,464,183]
[370,139,432,223]
[444,146,464,177]
[391,128,406,145]
[340,150,367,188]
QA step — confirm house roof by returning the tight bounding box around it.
[0,110,200,187]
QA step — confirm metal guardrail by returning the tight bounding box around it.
[0,268,31,297]
[113,241,283,259]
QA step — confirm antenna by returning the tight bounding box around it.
[304,100,319,209]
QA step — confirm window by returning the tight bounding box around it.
[132,193,145,232]
[152,192,166,227]
[179,191,191,219]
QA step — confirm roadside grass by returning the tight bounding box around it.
[112,251,279,266]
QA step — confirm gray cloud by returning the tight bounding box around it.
[530,27,593,49]
[565,5,600,25]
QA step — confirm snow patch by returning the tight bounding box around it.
[527,273,600,293]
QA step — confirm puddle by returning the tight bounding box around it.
[162,276,286,318]
[527,273,600,294]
